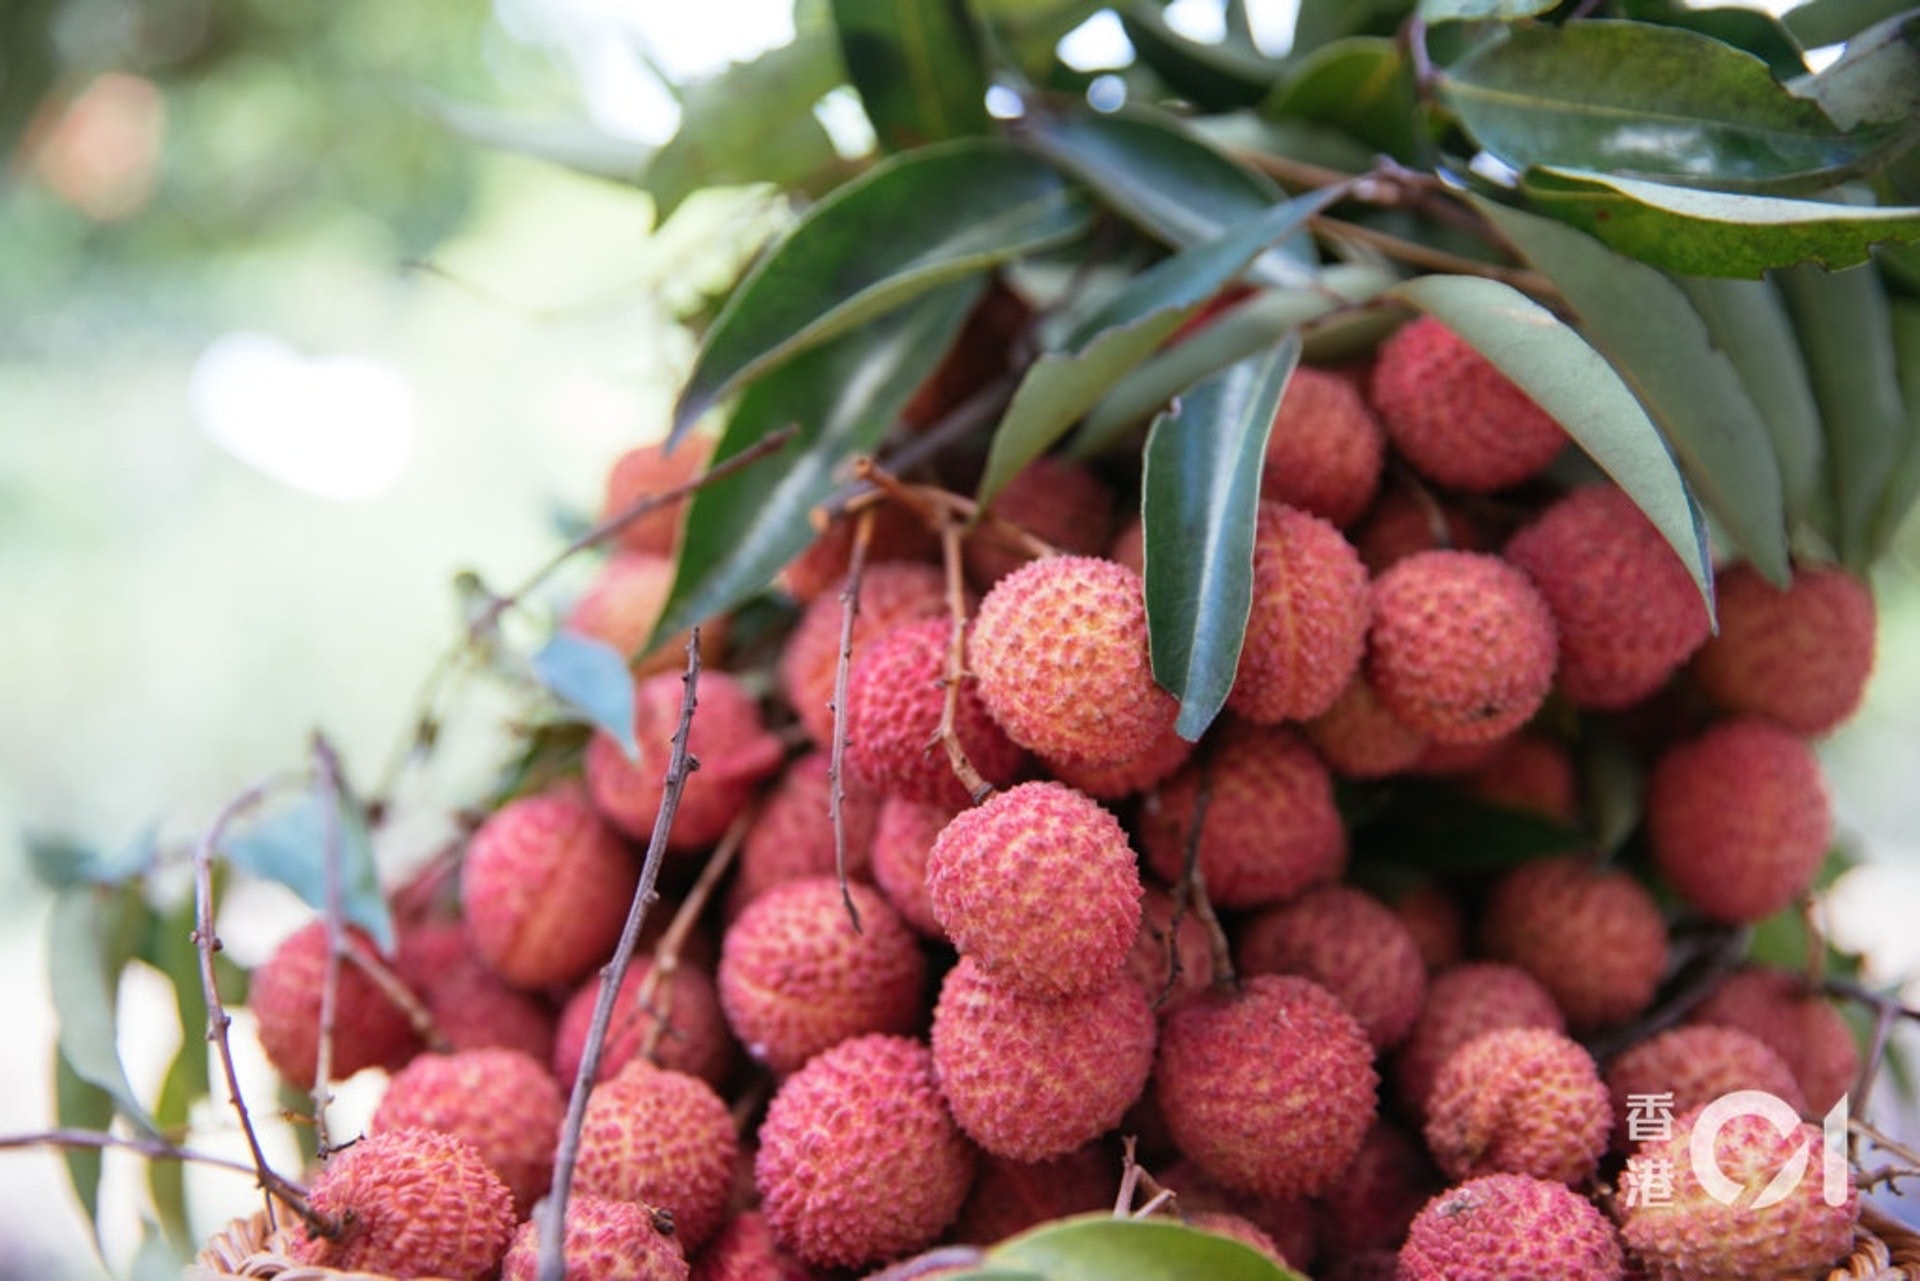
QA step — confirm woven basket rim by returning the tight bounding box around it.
[189,1208,463,1281]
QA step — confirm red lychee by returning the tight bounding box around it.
[1604,1024,1806,1152]
[1237,884,1427,1049]
[501,1195,688,1281]
[1046,722,1195,800]
[1315,1120,1441,1261]
[1303,670,1430,779]
[868,795,954,940]
[1394,882,1466,972]
[552,957,733,1089]
[1462,733,1579,822]
[1395,962,1566,1117]
[690,1210,816,1281]
[1226,502,1371,725]
[1479,856,1669,1030]
[1423,1027,1612,1185]
[574,1063,740,1254]
[1686,967,1861,1113]
[777,503,940,604]
[948,1144,1117,1245]
[372,1048,564,1214]
[777,562,950,747]
[1692,561,1877,736]
[251,921,418,1091]
[965,455,1117,589]
[1125,884,1217,1009]
[724,749,878,920]
[1352,485,1489,576]
[566,550,723,677]
[1398,1173,1623,1281]
[602,435,712,557]
[392,922,556,1064]
[1261,364,1385,528]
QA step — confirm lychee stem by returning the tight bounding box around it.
[636,808,752,1066]
[827,507,875,935]
[937,519,993,805]
[1164,762,1236,993]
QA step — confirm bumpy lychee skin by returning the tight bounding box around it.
[1605,1025,1805,1152]
[1686,967,1860,1113]
[1261,364,1385,528]
[756,1035,975,1269]
[372,1048,564,1215]
[1352,486,1489,576]
[717,877,928,1075]
[691,1210,815,1281]
[968,555,1178,769]
[949,1144,1117,1244]
[1316,1120,1441,1260]
[567,550,723,677]
[1236,884,1427,1049]
[1154,975,1378,1201]
[461,786,638,990]
[1138,719,1345,910]
[393,922,556,1063]
[602,435,712,557]
[291,1128,517,1280]
[725,749,878,919]
[778,503,940,603]
[1126,884,1217,1009]
[932,958,1156,1161]
[1693,561,1877,736]
[1304,670,1430,779]
[1423,1028,1612,1185]
[1046,723,1194,800]
[1463,733,1579,822]
[1480,857,1669,1030]
[1227,502,1371,725]
[1395,963,1566,1117]
[845,617,1026,807]
[926,781,1141,1000]
[1398,1173,1624,1281]
[574,1064,740,1254]
[501,1195,688,1281]
[552,958,733,1089]
[1617,1104,1859,1281]
[251,922,418,1091]
[1369,316,1569,492]
[868,795,953,939]
[965,455,1117,589]
[1646,717,1833,923]
[1505,485,1711,709]
[1366,551,1558,744]
[1395,883,1466,972]
[777,561,950,747]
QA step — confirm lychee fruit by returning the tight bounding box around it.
[1504,484,1711,709]
[552,957,733,1089]
[1352,485,1489,576]
[1261,364,1385,528]
[1646,717,1833,923]
[1479,856,1669,1030]
[1366,550,1558,744]
[1615,1102,1858,1280]
[1315,1120,1441,1260]
[690,1209,815,1281]
[1686,966,1860,1113]
[251,921,418,1091]
[965,455,1117,589]
[1226,502,1371,725]
[1369,315,1568,492]
[1303,670,1430,779]
[1109,513,1145,576]
[1394,882,1466,972]
[392,922,556,1064]
[1462,733,1579,822]
[755,1034,975,1269]
[1046,722,1195,800]
[925,780,1141,1000]
[967,555,1177,769]
[868,795,954,940]
[1125,884,1217,1009]
[372,1048,564,1214]
[931,958,1156,1162]
[1138,718,1345,910]
[460,785,638,990]
[1604,1024,1806,1152]
[777,561,949,747]
[1154,974,1377,1201]
[501,1195,688,1281]
[1394,962,1566,1117]
[948,1144,1117,1244]
[1155,1160,1322,1270]
[566,550,723,677]
[1692,561,1877,736]
[601,436,711,557]
[1398,1173,1624,1281]
[290,1127,517,1280]
[1236,883,1427,1049]
[844,617,1026,807]
[1423,1027,1612,1185]
[778,502,940,604]
[573,1063,740,1254]
[724,749,878,920]
[716,877,927,1075]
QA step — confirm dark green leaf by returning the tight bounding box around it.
[1190,112,1381,177]
[1418,0,1557,24]
[1783,0,1916,51]
[53,1049,114,1249]
[1790,10,1920,130]
[1143,339,1300,741]
[655,281,982,640]
[49,886,157,1136]
[1777,261,1907,567]
[1474,199,1790,585]
[972,0,1109,79]
[1440,20,1905,193]
[532,632,640,760]
[672,139,1091,440]
[1291,0,1417,58]
[1021,109,1317,287]
[1674,276,1825,523]
[222,789,395,953]
[24,827,157,889]
[1355,783,1590,873]
[1120,2,1282,110]
[1580,726,1646,856]
[1620,1,1808,79]
[1871,298,1920,555]
[1263,37,1421,162]
[832,0,990,151]
[1386,274,1714,610]
[983,1214,1306,1281]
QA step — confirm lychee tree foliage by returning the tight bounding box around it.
[18,1,1920,1280]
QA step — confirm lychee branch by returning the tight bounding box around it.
[1167,764,1235,993]
[539,631,703,1281]
[636,808,753,1066]
[828,506,875,934]
[1307,215,1558,301]
[0,1130,264,1181]
[1822,977,1920,1117]
[937,519,993,805]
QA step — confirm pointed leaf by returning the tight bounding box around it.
[657,281,982,640]
[982,1214,1305,1281]
[1474,198,1790,584]
[1440,20,1906,193]
[1354,783,1590,873]
[673,139,1090,439]
[1520,167,1920,277]
[53,1048,114,1247]
[1385,273,1714,611]
[1790,10,1920,129]
[222,790,395,952]
[1292,0,1418,58]
[49,886,158,1136]
[1620,0,1807,79]
[1120,2,1281,110]
[532,632,640,760]
[1143,338,1300,741]
[144,897,210,1253]
[1263,37,1421,162]
[1874,300,1920,554]
[1021,109,1317,287]
[1783,0,1916,54]
[831,0,990,151]
[1418,0,1557,25]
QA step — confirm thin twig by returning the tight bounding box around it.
[309,736,349,1158]
[342,935,447,1055]
[540,632,704,1281]
[1824,977,1920,1114]
[0,1129,267,1180]
[1114,1135,1144,1216]
[1171,760,1235,990]
[1233,148,1359,193]
[1309,215,1559,300]
[828,509,875,935]
[1587,925,1751,1063]
[820,372,1023,520]
[935,519,992,804]
[636,808,753,1065]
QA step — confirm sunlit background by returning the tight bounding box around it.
[1,1,1914,1276]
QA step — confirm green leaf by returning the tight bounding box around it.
[1783,0,1915,51]
[1143,339,1300,742]
[1263,37,1421,162]
[672,138,1090,440]
[1418,0,1557,24]
[832,0,990,151]
[1354,783,1590,873]
[972,0,1108,79]
[24,826,157,889]
[1384,273,1715,612]
[1439,20,1906,194]
[1120,2,1282,110]
[1790,10,1920,130]
[1620,1,1808,79]
[1777,262,1907,568]
[1021,108,1317,287]
[1291,0,1417,58]
[980,1214,1306,1281]
[656,280,982,640]
[144,897,210,1253]
[1520,167,1920,278]
[1874,300,1920,553]
[53,1048,114,1249]
[1473,199,1790,585]
[1581,726,1646,856]
[532,632,640,760]
[222,789,395,953]
[1674,276,1825,524]
[49,886,158,1137]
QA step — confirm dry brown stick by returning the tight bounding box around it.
[1230,148,1358,192]
[1170,761,1235,991]
[850,455,1065,564]
[1824,977,1920,1116]
[935,519,993,805]
[342,935,448,1055]
[820,370,1025,519]
[0,1130,264,1179]
[828,508,876,935]
[1309,215,1559,299]
[636,807,754,1065]
[540,631,704,1281]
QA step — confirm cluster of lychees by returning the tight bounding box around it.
[239,309,1882,1281]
